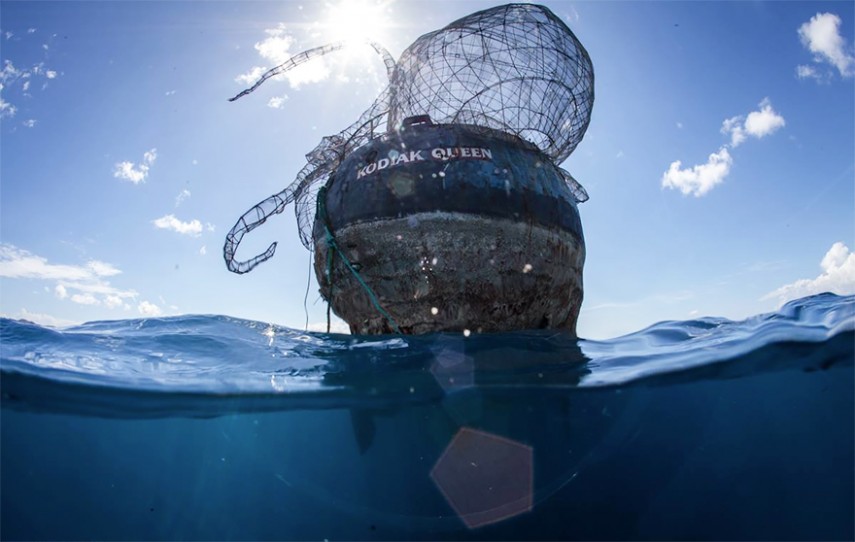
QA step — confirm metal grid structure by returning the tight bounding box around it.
[225,3,594,274]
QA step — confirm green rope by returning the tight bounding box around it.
[325,242,333,333]
[318,187,402,334]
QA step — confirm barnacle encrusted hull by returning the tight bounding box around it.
[314,122,585,335]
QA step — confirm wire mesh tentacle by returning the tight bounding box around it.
[229,40,396,102]
[224,40,398,273]
[223,186,296,274]
[229,42,344,102]
[366,41,397,80]
[225,4,594,276]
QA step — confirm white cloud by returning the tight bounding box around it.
[70,293,99,305]
[743,99,786,139]
[113,148,157,184]
[22,119,36,128]
[720,98,785,148]
[152,214,203,236]
[764,242,855,306]
[0,243,137,307]
[267,95,289,108]
[175,189,191,207]
[0,101,17,118]
[113,161,147,183]
[138,300,162,316]
[56,280,136,299]
[798,12,855,78]
[235,66,267,86]
[86,260,121,277]
[104,295,123,309]
[661,146,732,197]
[721,116,745,147]
[796,64,824,81]
[0,243,94,280]
[3,308,79,328]
[1,60,21,83]
[664,99,784,197]
[199,245,207,256]
[0,54,59,121]
[255,33,294,65]
[821,242,850,271]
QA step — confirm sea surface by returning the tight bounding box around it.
[1,293,853,540]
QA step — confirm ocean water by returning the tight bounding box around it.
[1,293,853,540]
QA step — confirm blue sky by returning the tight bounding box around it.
[1,1,853,339]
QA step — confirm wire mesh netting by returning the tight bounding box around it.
[224,3,594,274]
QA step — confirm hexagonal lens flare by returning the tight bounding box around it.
[430,427,533,529]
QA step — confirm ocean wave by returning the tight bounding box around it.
[1,293,852,417]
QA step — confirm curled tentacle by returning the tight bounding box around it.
[223,187,295,274]
[225,39,399,274]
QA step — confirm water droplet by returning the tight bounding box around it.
[431,307,439,315]
[463,329,471,337]
[523,263,533,273]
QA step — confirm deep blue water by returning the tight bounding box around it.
[1,293,853,540]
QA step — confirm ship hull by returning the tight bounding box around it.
[314,122,585,335]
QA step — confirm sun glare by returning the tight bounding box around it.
[321,0,392,45]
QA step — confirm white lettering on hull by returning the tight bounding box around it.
[357,147,493,179]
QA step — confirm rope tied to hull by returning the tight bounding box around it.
[318,187,402,335]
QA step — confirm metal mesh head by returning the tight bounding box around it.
[225,3,593,274]
[390,4,594,163]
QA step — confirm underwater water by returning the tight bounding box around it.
[1,293,853,541]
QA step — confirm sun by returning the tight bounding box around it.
[320,0,392,45]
